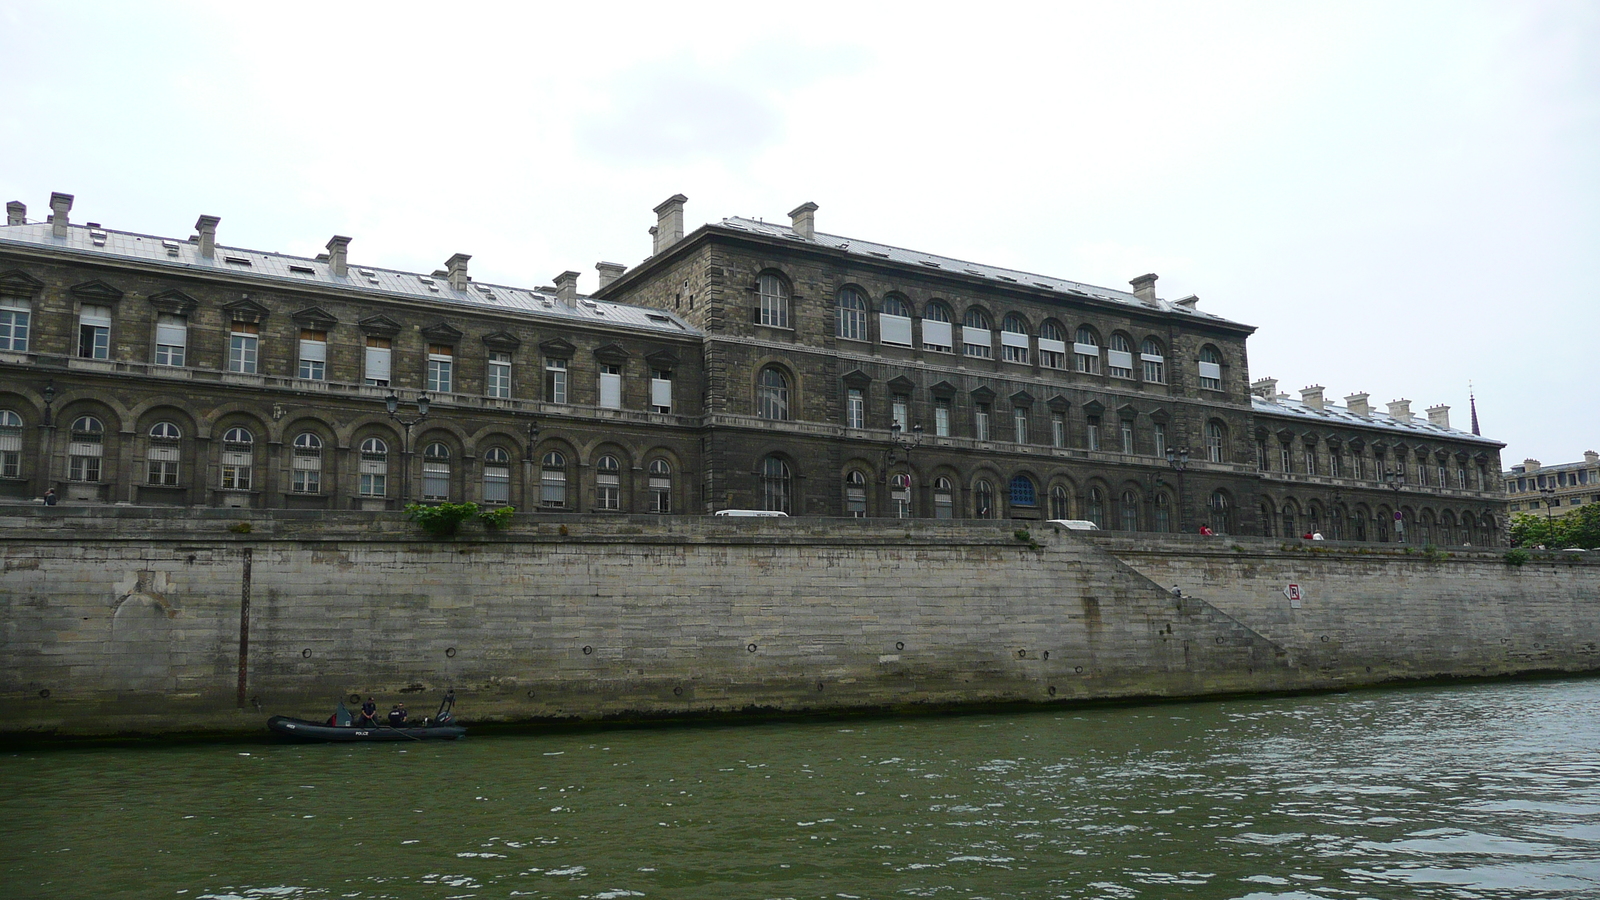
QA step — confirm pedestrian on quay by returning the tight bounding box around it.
[43,488,57,506]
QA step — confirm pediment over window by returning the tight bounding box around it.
[1010,390,1035,407]
[540,338,576,357]
[593,342,631,365]
[1148,407,1169,424]
[1082,400,1104,417]
[291,305,338,329]
[0,269,44,296]
[421,321,464,343]
[841,369,872,389]
[1347,438,1365,451]
[969,386,996,404]
[1275,428,1297,442]
[1047,394,1072,412]
[1116,403,1138,420]
[147,289,198,315]
[481,330,521,351]
[644,348,680,368]
[223,298,270,324]
[929,380,958,399]
[359,314,402,337]
[70,279,123,303]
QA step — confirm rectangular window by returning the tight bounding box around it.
[1038,336,1066,370]
[651,369,673,414]
[1121,420,1135,454]
[486,352,512,399]
[546,358,568,403]
[1052,413,1066,448]
[69,441,102,481]
[846,388,865,429]
[596,471,621,510]
[892,396,909,431]
[1438,465,1447,488]
[1280,443,1292,472]
[0,418,21,479]
[1330,453,1342,478]
[364,336,392,386]
[358,453,386,497]
[1013,408,1028,444]
[1108,348,1134,379]
[228,322,259,374]
[292,446,321,493]
[649,471,671,513]
[880,313,913,347]
[1198,360,1223,390]
[935,398,951,437]
[154,314,187,367]
[1142,352,1166,384]
[974,404,990,441]
[599,363,623,409]
[1001,330,1029,364]
[1304,447,1316,475]
[78,305,111,359]
[1,297,32,352]
[1087,419,1101,452]
[483,465,510,504]
[297,329,326,380]
[427,344,454,394]
[1154,423,1167,458]
[1074,343,1100,374]
[962,326,992,358]
[146,442,180,486]
[921,319,953,353]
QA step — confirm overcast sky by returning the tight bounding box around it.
[4,2,1594,466]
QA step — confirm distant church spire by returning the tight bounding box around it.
[1469,382,1481,436]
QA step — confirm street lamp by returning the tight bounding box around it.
[384,392,430,503]
[41,379,56,426]
[1539,483,1557,525]
[1166,446,1189,531]
[1384,466,1405,542]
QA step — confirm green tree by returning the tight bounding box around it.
[1511,505,1600,550]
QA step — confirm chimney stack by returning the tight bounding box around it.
[1250,377,1277,399]
[1524,458,1541,473]
[596,261,626,289]
[789,202,818,240]
[6,201,24,226]
[195,214,220,259]
[1130,273,1158,306]
[325,235,352,277]
[1344,392,1370,416]
[49,192,74,237]
[1585,450,1598,465]
[1300,385,1325,410]
[445,253,471,291]
[555,270,581,306]
[652,194,687,255]
[1426,404,1450,428]
[1386,399,1412,422]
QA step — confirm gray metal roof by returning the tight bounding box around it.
[0,220,699,339]
[717,216,1245,326]
[1252,394,1502,447]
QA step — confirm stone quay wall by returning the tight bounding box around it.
[1,507,1596,737]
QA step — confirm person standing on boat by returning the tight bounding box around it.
[358,697,377,726]
[388,703,408,726]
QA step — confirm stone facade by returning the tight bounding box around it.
[0,191,1505,539]
[1504,452,1600,519]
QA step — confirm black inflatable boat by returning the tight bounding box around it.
[267,715,466,742]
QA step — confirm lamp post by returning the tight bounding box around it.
[1166,446,1189,532]
[384,392,430,504]
[1384,466,1405,542]
[524,419,541,462]
[41,379,56,426]
[1539,484,1557,525]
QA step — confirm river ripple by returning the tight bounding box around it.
[4,678,1599,899]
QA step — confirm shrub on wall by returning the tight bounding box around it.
[405,501,480,537]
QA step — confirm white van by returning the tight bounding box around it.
[714,509,789,517]
[1046,519,1100,531]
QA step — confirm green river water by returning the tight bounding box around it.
[3,678,1599,899]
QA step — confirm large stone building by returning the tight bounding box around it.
[0,191,1507,542]
[1504,452,1600,519]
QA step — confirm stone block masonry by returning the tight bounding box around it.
[1,507,1596,737]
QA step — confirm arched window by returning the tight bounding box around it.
[962,308,992,358]
[836,287,868,341]
[1119,490,1140,531]
[1207,421,1227,463]
[1140,338,1165,383]
[761,456,792,513]
[1001,314,1030,364]
[974,479,995,519]
[1108,334,1134,379]
[421,442,451,501]
[922,301,954,353]
[1086,487,1106,528]
[881,295,910,317]
[0,409,22,479]
[146,422,182,486]
[595,454,621,510]
[758,273,790,328]
[69,416,104,482]
[1154,493,1172,533]
[1009,475,1037,508]
[1038,321,1066,369]
[1209,490,1231,534]
[1074,327,1100,374]
[482,447,511,505]
[291,432,323,494]
[221,427,254,490]
[1050,484,1070,520]
[359,437,388,497]
[648,458,672,513]
[934,477,955,519]
[541,451,568,508]
[845,470,868,517]
[757,367,790,420]
[890,472,912,518]
[1282,501,1298,538]
[1198,346,1223,390]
